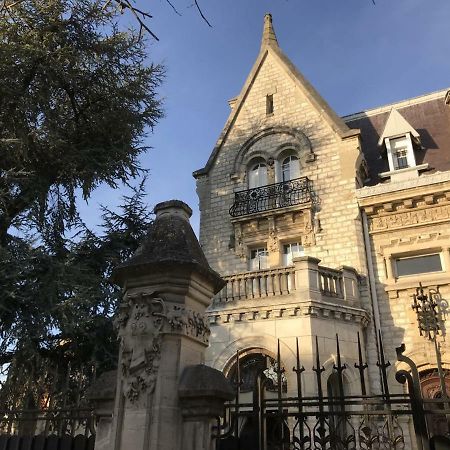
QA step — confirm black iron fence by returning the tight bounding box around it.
[0,407,95,450]
[229,177,312,218]
[214,333,450,450]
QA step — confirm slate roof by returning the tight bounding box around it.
[344,90,450,185]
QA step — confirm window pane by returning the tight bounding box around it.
[281,155,299,182]
[394,149,408,169]
[282,242,304,265]
[250,248,268,270]
[390,137,409,170]
[249,163,267,188]
[395,254,442,277]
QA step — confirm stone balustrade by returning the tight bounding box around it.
[318,267,343,297]
[213,256,360,305]
[215,266,296,302]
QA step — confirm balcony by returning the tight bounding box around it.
[213,257,360,306]
[229,177,312,218]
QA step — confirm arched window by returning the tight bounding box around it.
[420,369,450,437]
[281,155,300,182]
[248,162,268,188]
[228,353,287,393]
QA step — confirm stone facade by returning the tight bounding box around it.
[194,12,450,425]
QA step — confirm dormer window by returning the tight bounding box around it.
[378,109,427,180]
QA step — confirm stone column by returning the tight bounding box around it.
[109,200,226,450]
[178,365,234,450]
[293,256,321,300]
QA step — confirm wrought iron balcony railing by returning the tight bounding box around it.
[229,176,312,218]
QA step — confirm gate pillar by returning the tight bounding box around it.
[108,200,227,450]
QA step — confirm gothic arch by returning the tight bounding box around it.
[231,126,314,178]
[321,355,361,397]
[212,334,296,376]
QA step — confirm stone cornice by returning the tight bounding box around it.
[207,300,370,327]
[357,171,450,203]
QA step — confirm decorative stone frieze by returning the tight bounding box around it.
[368,203,450,233]
[232,223,246,258]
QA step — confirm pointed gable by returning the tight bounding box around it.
[378,109,420,145]
[194,14,359,178]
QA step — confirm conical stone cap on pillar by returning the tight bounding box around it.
[112,199,224,293]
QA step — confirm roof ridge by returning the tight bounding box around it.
[343,88,450,122]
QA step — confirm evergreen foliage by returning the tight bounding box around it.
[0,0,163,243]
[0,0,162,409]
[0,183,152,410]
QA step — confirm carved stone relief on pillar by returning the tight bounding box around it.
[114,293,211,403]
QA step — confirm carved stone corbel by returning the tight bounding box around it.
[302,209,316,247]
[234,223,246,259]
[267,217,278,252]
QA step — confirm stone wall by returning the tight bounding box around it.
[194,26,375,400]
[358,175,450,393]
[197,50,367,277]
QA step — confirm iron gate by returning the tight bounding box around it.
[214,333,450,450]
[0,407,96,450]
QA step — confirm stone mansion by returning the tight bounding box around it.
[193,14,450,414]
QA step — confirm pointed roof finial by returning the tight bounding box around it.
[262,13,278,48]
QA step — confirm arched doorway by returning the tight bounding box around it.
[420,369,450,438]
[224,352,289,450]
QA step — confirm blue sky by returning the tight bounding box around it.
[78,0,450,234]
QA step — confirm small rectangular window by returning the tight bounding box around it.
[266,94,274,115]
[395,254,442,277]
[391,137,409,170]
[282,242,304,266]
[250,248,268,270]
